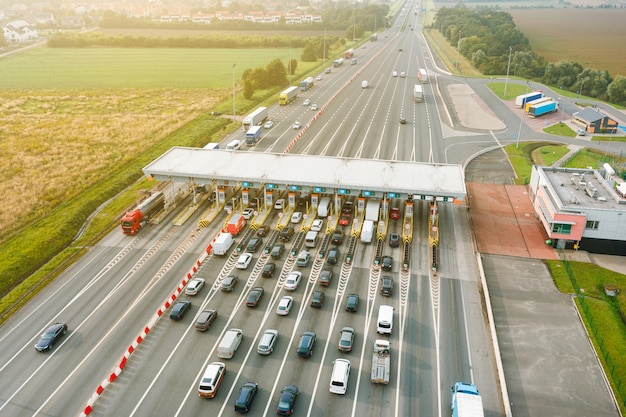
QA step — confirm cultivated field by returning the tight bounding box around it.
[508,9,626,78]
[0,46,314,242]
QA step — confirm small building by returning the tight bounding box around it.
[572,107,619,134]
[529,165,626,255]
[2,20,38,43]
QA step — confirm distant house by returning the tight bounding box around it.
[572,107,619,134]
[59,16,85,28]
[2,20,38,43]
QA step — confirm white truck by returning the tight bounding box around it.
[418,68,428,83]
[365,198,380,222]
[370,340,390,384]
[414,84,424,102]
[361,219,374,243]
[242,107,268,131]
[212,233,234,255]
[451,382,484,417]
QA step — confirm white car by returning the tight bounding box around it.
[316,75,322,81]
[311,219,324,232]
[291,211,303,223]
[311,104,318,111]
[400,72,406,78]
[185,277,205,295]
[236,253,253,270]
[293,121,302,130]
[276,296,294,315]
[274,199,285,210]
[264,120,274,129]
[303,99,310,106]
[284,271,302,291]
[242,207,255,220]
[392,71,398,77]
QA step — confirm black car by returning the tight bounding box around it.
[279,227,294,242]
[234,382,258,414]
[246,287,264,307]
[247,237,263,253]
[331,229,344,245]
[271,244,284,259]
[310,290,325,308]
[195,309,218,331]
[34,322,67,352]
[276,385,298,415]
[381,256,393,271]
[170,300,192,320]
[262,262,276,278]
[296,331,316,358]
[389,233,400,248]
[221,275,239,292]
[380,276,393,296]
[345,293,359,312]
[318,268,333,287]
[327,247,340,265]
[256,226,269,237]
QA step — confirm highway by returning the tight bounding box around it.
[0,8,506,417]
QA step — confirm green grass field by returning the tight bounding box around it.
[0,47,303,89]
[509,8,626,78]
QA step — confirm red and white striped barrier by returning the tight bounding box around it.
[80,233,215,416]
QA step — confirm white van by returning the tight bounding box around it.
[225,139,241,150]
[377,305,394,335]
[305,231,319,248]
[212,233,234,256]
[329,358,351,394]
[217,329,243,358]
[317,197,331,217]
[361,220,374,243]
[198,362,226,398]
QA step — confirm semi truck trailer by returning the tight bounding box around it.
[242,107,268,131]
[418,68,428,83]
[370,340,390,384]
[515,91,543,108]
[279,86,298,105]
[528,100,558,117]
[245,125,262,146]
[451,382,484,417]
[299,77,314,91]
[121,191,165,235]
[414,84,424,102]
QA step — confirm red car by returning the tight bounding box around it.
[390,207,400,220]
[339,212,351,226]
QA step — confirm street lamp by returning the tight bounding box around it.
[516,81,530,149]
[559,98,564,124]
[504,46,512,98]
[455,32,462,71]
[232,64,236,120]
[576,78,585,99]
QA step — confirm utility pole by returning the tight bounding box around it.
[232,64,236,120]
[516,82,530,149]
[504,46,512,98]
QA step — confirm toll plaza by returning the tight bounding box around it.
[142,147,467,268]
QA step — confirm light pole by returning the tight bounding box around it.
[503,46,512,98]
[353,14,356,42]
[323,27,326,66]
[513,63,518,78]
[516,82,530,149]
[559,98,564,124]
[455,32,462,71]
[232,64,236,120]
[576,78,585,99]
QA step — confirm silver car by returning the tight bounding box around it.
[257,329,279,355]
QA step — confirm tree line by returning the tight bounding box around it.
[433,7,626,106]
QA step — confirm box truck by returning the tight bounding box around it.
[451,382,484,417]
